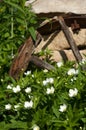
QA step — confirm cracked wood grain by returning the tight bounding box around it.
[58,16,82,63]
[9,32,42,79]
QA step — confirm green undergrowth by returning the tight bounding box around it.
[0,0,86,130]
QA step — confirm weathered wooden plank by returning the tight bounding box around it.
[30,55,55,70]
[58,16,82,62]
[37,15,86,34]
[9,32,42,79]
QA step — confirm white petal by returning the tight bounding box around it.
[5,104,12,110]
[43,80,48,86]
[59,104,67,112]
[57,62,63,67]
[7,85,12,89]
[33,125,40,130]
[24,101,33,108]
[67,68,76,75]
[25,87,31,93]
[24,70,31,76]
[69,88,78,97]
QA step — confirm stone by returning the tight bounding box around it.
[25,0,86,15]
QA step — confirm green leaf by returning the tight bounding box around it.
[52,106,59,118]
[81,118,86,123]
[28,26,36,41]
[19,0,26,9]
[16,17,25,25]
[0,121,28,130]
[0,122,10,130]
[4,32,10,38]
[10,120,28,129]
[4,0,25,15]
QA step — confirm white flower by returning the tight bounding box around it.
[57,62,63,67]
[32,74,34,78]
[69,88,78,97]
[43,78,54,86]
[24,100,33,108]
[25,87,31,93]
[71,77,77,82]
[7,84,12,89]
[43,69,48,73]
[48,78,54,84]
[46,87,55,94]
[59,104,67,112]
[5,104,12,110]
[33,125,40,130]
[67,68,78,75]
[43,80,48,86]
[1,79,3,82]
[12,85,21,93]
[24,70,31,76]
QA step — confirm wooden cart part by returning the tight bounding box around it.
[9,32,55,79]
[37,15,86,34]
[9,15,86,79]
[58,16,82,63]
[9,32,42,79]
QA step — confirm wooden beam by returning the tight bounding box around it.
[58,16,82,63]
[37,15,86,34]
[9,32,42,79]
[30,55,55,70]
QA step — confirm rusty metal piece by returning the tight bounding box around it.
[71,20,80,33]
[37,15,86,34]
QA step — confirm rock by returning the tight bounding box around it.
[25,0,86,16]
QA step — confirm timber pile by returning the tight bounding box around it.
[9,0,86,79]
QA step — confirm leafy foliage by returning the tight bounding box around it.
[0,0,37,81]
[0,0,86,130]
[1,57,86,130]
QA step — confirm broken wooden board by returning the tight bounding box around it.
[37,16,86,34]
[9,32,42,79]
